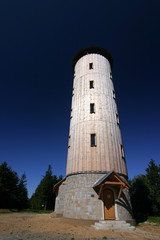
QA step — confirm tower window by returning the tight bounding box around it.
[89,63,93,69]
[91,134,96,147]
[90,81,94,89]
[116,114,119,125]
[121,144,125,159]
[68,136,71,148]
[110,72,112,80]
[90,103,95,113]
[113,90,116,99]
[72,88,74,96]
[70,109,73,119]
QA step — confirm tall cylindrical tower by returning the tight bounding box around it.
[54,47,133,222]
[66,47,127,177]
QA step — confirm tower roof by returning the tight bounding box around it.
[72,46,113,70]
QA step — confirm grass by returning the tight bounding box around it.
[147,216,160,224]
[0,209,53,214]
[0,209,17,214]
[19,209,53,214]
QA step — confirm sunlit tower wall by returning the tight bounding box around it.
[67,48,127,176]
[54,47,133,221]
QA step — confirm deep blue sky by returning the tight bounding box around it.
[1,0,160,198]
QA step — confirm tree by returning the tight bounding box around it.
[130,174,151,222]
[0,162,19,208]
[30,165,62,210]
[146,159,160,216]
[17,173,28,210]
[130,159,160,222]
[0,162,28,209]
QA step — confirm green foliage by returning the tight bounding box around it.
[17,173,28,210]
[147,216,160,224]
[130,159,160,222]
[146,159,160,216]
[30,165,62,210]
[130,174,151,222]
[19,209,52,213]
[0,162,28,209]
[0,162,19,208]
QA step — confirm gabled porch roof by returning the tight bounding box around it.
[92,171,130,199]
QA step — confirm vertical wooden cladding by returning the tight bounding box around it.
[66,53,128,177]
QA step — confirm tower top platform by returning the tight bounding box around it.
[72,46,113,70]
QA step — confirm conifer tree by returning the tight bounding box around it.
[146,159,160,216]
[130,159,160,222]
[130,174,151,221]
[0,162,19,208]
[30,165,62,210]
[17,173,28,210]
[0,162,28,209]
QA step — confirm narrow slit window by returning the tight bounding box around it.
[90,81,94,89]
[72,88,74,96]
[110,72,112,80]
[70,109,73,119]
[116,113,119,125]
[90,103,95,113]
[68,136,71,148]
[89,63,93,69]
[113,90,116,99]
[121,144,125,159]
[91,134,96,147]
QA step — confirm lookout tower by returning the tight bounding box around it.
[54,46,133,222]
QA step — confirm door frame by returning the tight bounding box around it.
[102,187,118,220]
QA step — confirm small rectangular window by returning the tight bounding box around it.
[121,144,125,159]
[110,72,112,80]
[89,63,93,69]
[90,81,94,89]
[72,88,74,96]
[91,134,96,147]
[113,90,116,99]
[68,136,71,148]
[116,114,119,125]
[90,103,95,113]
[70,109,73,119]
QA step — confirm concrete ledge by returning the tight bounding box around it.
[92,220,136,231]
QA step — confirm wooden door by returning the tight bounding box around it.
[103,189,115,220]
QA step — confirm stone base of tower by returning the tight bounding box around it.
[55,173,133,221]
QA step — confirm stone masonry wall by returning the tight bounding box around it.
[55,183,66,215]
[115,186,133,220]
[55,173,104,220]
[55,173,133,221]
